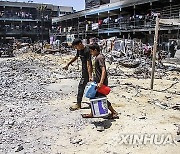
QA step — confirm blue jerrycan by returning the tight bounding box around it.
[85,82,97,99]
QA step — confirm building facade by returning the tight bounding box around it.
[0,1,74,43]
[85,0,120,9]
[85,0,110,9]
[52,0,180,44]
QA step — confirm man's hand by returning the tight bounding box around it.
[63,65,69,70]
[97,83,103,89]
[89,77,93,82]
[63,56,77,70]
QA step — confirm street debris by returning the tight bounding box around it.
[171,104,180,111]
[15,145,24,152]
[0,42,179,153]
[174,124,180,136]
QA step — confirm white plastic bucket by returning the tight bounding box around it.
[90,97,108,118]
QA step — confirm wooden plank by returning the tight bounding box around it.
[151,17,160,90]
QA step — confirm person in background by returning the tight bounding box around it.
[169,41,177,58]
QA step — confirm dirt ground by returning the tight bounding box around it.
[0,52,179,154]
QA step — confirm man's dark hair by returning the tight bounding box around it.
[88,43,100,53]
[72,38,82,46]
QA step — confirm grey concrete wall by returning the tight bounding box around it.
[59,6,73,13]
[110,0,121,3]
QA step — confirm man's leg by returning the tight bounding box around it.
[170,50,174,58]
[95,92,113,109]
[96,92,119,119]
[172,50,176,58]
[70,77,88,111]
[107,100,119,119]
[77,77,88,105]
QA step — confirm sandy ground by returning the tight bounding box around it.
[0,52,180,154]
[175,50,180,59]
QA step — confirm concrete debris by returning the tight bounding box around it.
[175,136,180,142]
[171,104,180,111]
[139,117,147,120]
[177,125,180,136]
[70,137,83,145]
[15,145,24,152]
[0,44,179,153]
[151,100,169,110]
[0,43,14,57]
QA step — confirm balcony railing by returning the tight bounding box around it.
[52,12,180,35]
[0,29,49,35]
[0,11,52,21]
[51,2,180,35]
[0,17,39,21]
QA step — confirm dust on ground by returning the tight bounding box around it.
[0,51,179,154]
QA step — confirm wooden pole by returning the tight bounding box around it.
[151,17,160,90]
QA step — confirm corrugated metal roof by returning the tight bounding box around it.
[53,0,159,23]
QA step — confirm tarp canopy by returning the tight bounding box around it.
[159,19,180,26]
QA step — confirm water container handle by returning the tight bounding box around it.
[91,81,97,86]
[91,82,97,90]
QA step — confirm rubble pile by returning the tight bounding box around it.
[97,38,180,79]
[0,54,82,101]
[0,47,179,153]
[0,54,86,153]
[0,43,14,57]
[0,59,58,101]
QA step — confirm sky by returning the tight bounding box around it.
[6,0,85,11]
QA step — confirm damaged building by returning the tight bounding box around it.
[0,1,74,43]
[51,0,180,45]
[85,0,111,9]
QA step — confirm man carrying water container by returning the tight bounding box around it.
[63,38,93,111]
[81,43,119,119]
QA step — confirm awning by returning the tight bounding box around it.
[160,19,180,26]
[86,6,121,16]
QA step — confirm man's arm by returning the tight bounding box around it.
[98,66,106,88]
[87,60,93,81]
[86,47,92,81]
[63,56,78,70]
